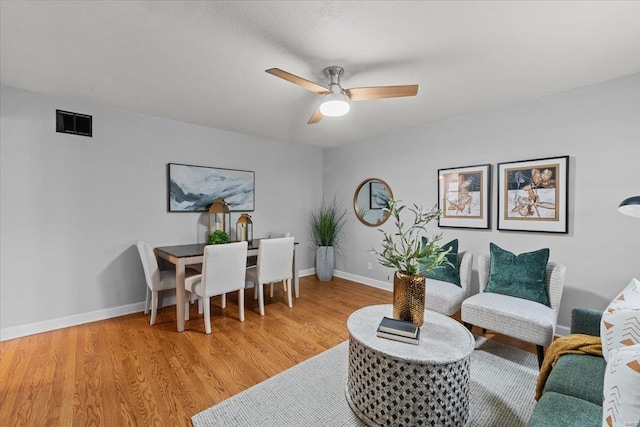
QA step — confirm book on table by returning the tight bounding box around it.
[376,328,421,345]
[377,316,419,338]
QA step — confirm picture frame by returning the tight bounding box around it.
[497,155,569,233]
[438,164,491,229]
[167,163,255,212]
[369,181,389,209]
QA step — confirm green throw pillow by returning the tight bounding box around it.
[420,238,460,287]
[485,243,550,307]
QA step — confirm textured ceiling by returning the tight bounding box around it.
[1,1,639,147]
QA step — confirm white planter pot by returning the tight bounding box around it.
[316,246,335,281]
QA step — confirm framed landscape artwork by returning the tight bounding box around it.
[167,163,255,212]
[438,164,491,229]
[497,155,569,233]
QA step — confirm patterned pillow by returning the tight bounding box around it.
[601,278,640,362]
[602,344,640,427]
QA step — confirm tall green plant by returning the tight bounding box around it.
[310,198,347,247]
[371,199,450,276]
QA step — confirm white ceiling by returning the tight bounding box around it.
[1,1,639,148]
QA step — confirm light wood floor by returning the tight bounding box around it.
[0,276,535,426]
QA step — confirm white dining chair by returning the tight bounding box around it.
[183,241,248,334]
[246,232,291,268]
[137,241,178,326]
[258,231,297,286]
[265,233,291,299]
[267,232,291,238]
[246,236,294,316]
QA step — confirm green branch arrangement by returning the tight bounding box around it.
[371,199,450,276]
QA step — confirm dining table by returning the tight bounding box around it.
[155,239,299,332]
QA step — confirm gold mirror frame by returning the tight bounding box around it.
[353,178,393,227]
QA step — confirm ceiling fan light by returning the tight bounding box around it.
[319,92,350,117]
[618,195,640,218]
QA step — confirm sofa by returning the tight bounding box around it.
[528,307,606,427]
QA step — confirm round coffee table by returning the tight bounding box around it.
[346,304,475,427]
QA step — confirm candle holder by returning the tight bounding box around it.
[236,214,253,243]
[208,198,231,237]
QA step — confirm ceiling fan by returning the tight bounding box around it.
[265,66,419,124]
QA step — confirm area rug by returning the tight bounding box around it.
[192,336,539,426]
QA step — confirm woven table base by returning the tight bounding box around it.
[346,337,470,427]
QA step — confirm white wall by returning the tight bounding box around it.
[0,86,322,337]
[3,73,638,339]
[324,73,640,330]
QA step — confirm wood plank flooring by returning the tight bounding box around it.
[0,276,535,426]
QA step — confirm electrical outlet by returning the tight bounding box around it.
[367,262,372,271]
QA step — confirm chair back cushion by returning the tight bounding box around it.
[484,243,551,307]
[137,241,160,290]
[420,238,460,286]
[201,241,248,296]
[257,237,294,284]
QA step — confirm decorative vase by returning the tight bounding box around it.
[316,246,335,281]
[393,272,426,327]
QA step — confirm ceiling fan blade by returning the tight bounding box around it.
[345,85,419,101]
[266,68,330,94]
[307,108,323,124]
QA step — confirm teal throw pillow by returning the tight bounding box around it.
[420,238,460,287]
[485,243,550,307]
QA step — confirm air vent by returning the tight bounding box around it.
[56,110,92,137]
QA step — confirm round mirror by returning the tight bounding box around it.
[354,178,393,227]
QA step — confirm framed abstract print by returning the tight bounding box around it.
[438,164,491,229]
[167,163,255,212]
[497,155,569,233]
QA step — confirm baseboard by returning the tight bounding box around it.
[333,270,393,292]
[1,268,569,341]
[0,268,317,341]
[298,268,393,292]
[299,268,315,277]
[555,324,570,337]
[0,301,146,342]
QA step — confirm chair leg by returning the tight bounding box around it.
[144,287,151,314]
[536,345,545,368]
[198,297,203,314]
[239,288,245,322]
[463,322,473,332]
[254,283,258,299]
[204,297,211,334]
[286,279,293,309]
[270,283,274,298]
[150,291,159,325]
[184,291,190,321]
[221,293,226,309]
[258,283,265,316]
